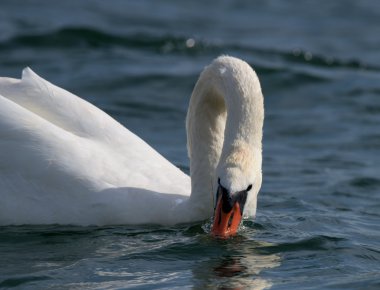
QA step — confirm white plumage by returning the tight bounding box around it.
[0,56,264,226]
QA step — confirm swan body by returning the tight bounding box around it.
[0,56,264,228]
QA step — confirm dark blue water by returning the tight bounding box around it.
[1,1,380,289]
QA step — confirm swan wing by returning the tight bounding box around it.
[0,67,145,142]
[0,69,190,225]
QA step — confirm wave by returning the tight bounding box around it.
[1,26,379,73]
[0,276,50,288]
[0,27,203,53]
[257,235,347,254]
[350,177,380,188]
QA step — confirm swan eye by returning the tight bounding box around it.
[246,184,252,191]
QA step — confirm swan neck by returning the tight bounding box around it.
[186,56,263,215]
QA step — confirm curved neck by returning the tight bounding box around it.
[186,56,264,216]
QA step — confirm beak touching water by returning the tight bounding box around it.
[211,181,250,238]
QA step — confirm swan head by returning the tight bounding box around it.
[211,177,252,238]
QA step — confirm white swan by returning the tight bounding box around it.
[0,56,264,237]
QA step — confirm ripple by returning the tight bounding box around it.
[259,235,346,253]
[0,27,208,54]
[350,177,380,188]
[0,275,50,288]
[1,26,379,74]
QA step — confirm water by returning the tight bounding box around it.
[1,0,380,289]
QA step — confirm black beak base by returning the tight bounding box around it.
[215,184,248,216]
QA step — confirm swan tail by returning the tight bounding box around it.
[0,68,124,141]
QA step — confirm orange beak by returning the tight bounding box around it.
[211,194,243,238]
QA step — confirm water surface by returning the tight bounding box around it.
[0,1,379,289]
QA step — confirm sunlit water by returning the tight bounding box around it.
[0,1,379,289]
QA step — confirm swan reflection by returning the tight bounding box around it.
[193,239,280,290]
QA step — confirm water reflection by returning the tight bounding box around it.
[214,257,246,278]
[192,238,281,289]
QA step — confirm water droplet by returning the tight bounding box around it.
[304,51,313,61]
[186,38,195,48]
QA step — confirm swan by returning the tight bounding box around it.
[0,56,264,237]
